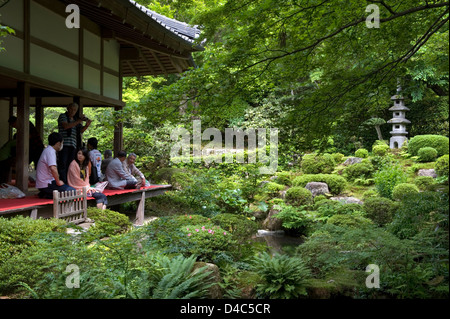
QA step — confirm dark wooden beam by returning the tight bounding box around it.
[113,105,123,157]
[35,97,44,142]
[16,82,30,192]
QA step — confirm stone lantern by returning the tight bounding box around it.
[387,86,410,149]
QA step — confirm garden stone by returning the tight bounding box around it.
[417,169,437,178]
[343,157,363,166]
[305,182,330,197]
[262,205,283,231]
[330,196,363,205]
[193,262,222,299]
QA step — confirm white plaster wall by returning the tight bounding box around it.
[0,35,23,71]
[103,72,119,100]
[103,39,119,72]
[84,29,101,64]
[0,0,24,32]
[83,65,101,95]
[30,43,78,88]
[30,1,78,53]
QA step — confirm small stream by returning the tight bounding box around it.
[252,230,304,255]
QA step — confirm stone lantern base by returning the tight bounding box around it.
[390,136,407,149]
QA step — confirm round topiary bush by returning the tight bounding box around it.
[343,161,374,181]
[417,147,438,162]
[391,183,420,201]
[355,148,369,158]
[408,135,449,157]
[435,154,449,177]
[414,176,435,191]
[285,186,313,206]
[301,153,336,174]
[372,144,390,156]
[362,196,398,226]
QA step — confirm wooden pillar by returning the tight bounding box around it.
[113,105,123,157]
[35,97,44,141]
[16,82,30,192]
[135,191,145,226]
[74,96,83,148]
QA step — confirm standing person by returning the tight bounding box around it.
[105,150,137,190]
[58,102,92,183]
[8,116,45,168]
[36,132,76,199]
[87,137,102,183]
[67,148,108,210]
[123,153,147,188]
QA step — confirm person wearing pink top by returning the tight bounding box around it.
[67,148,108,210]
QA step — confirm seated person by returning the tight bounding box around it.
[36,132,76,199]
[87,137,103,182]
[105,150,137,190]
[0,139,16,184]
[67,148,108,210]
[101,149,113,176]
[123,152,148,188]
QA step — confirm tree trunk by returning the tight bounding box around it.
[375,125,383,141]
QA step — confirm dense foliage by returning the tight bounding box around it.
[1,0,448,301]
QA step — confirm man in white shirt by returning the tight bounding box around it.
[36,132,76,199]
[123,153,147,188]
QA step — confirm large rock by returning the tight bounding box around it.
[305,182,330,197]
[343,157,363,166]
[417,169,437,178]
[262,205,283,231]
[193,262,222,299]
[330,196,363,205]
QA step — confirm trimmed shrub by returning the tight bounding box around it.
[414,176,435,191]
[275,171,293,186]
[435,154,449,177]
[285,187,313,206]
[293,174,347,195]
[363,197,398,226]
[372,144,389,156]
[417,147,438,162]
[263,182,285,197]
[343,161,374,181]
[392,183,420,201]
[85,208,132,240]
[211,213,258,241]
[331,153,345,164]
[327,214,373,228]
[301,153,336,174]
[0,216,66,263]
[408,135,449,157]
[373,140,389,147]
[355,148,369,158]
[313,194,327,203]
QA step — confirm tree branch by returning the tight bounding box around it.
[238,2,449,72]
